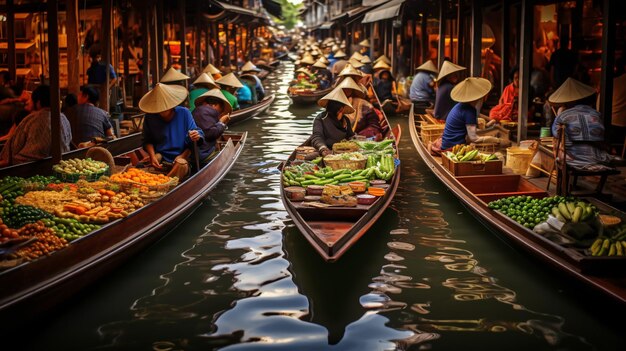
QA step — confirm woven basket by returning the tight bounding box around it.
[53,167,109,183]
[420,123,445,144]
[323,157,367,171]
[110,177,178,196]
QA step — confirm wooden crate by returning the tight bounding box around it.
[456,174,548,202]
[420,123,445,144]
[441,152,503,176]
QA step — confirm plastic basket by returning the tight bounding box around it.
[506,147,534,175]
[420,123,445,144]
[323,157,367,171]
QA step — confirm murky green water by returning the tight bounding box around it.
[11,63,626,350]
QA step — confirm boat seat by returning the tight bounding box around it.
[552,124,621,197]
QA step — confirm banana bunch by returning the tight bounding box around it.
[447,144,498,162]
[551,201,596,223]
[589,237,626,256]
[451,144,475,157]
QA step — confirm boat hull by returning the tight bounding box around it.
[288,88,332,106]
[229,94,275,126]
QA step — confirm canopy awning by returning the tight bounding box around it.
[320,22,334,30]
[262,0,283,20]
[362,0,405,24]
[331,5,373,22]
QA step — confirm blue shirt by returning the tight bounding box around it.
[86,62,117,84]
[74,104,113,142]
[434,81,455,121]
[237,84,253,103]
[142,106,204,163]
[441,103,477,150]
[409,72,435,102]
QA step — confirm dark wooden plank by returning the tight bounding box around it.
[48,0,61,164]
[517,0,532,142]
[599,0,615,129]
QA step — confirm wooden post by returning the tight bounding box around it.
[517,0,532,142]
[438,0,446,68]
[156,0,165,75]
[195,16,202,68]
[225,23,231,68]
[180,0,188,84]
[409,19,415,75]
[233,24,238,69]
[500,0,510,93]
[66,0,80,96]
[211,22,217,66]
[121,4,130,102]
[7,0,16,82]
[421,14,428,63]
[151,5,160,83]
[101,0,112,111]
[48,0,62,163]
[457,0,465,66]
[470,0,482,77]
[141,1,150,93]
[599,0,615,129]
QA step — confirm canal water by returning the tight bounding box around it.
[14,63,626,350]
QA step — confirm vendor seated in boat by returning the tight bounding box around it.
[203,63,222,81]
[488,67,519,125]
[216,73,243,111]
[189,73,220,112]
[160,67,190,87]
[240,61,266,101]
[138,83,204,178]
[548,78,615,169]
[434,60,466,122]
[0,85,72,167]
[311,60,332,90]
[337,77,386,141]
[436,77,501,153]
[311,87,356,157]
[192,89,231,163]
[409,60,439,111]
[372,67,398,105]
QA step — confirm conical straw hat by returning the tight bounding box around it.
[300,55,316,65]
[437,61,465,81]
[373,60,391,70]
[548,78,597,104]
[241,61,261,72]
[193,88,232,114]
[160,67,190,83]
[337,76,366,99]
[416,60,438,74]
[348,58,364,68]
[374,54,391,64]
[333,49,347,58]
[360,55,372,64]
[295,67,312,75]
[203,63,222,75]
[318,87,355,114]
[359,39,370,48]
[331,44,339,52]
[139,83,188,114]
[313,60,327,69]
[193,73,219,89]
[350,52,363,61]
[320,56,330,64]
[216,72,244,88]
[338,64,363,78]
[450,77,492,103]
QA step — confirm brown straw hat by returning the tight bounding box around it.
[373,60,391,70]
[318,87,355,114]
[193,73,219,89]
[216,72,244,89]
[350,52,364,61]
[203,63,222,75]
[313,60,328,69]
[333,49,347,59]
[194,88,233,114]
[320,56,330,64]
[437,61,465,81]
[338,64,363,78]
[348,58,364,69]
[548,78,597,104]
[139,83,188,114]
[360,55,372,64]
[416,60,438,74]
[374,54,391,64]
[295,67,313,75]
[337,77,367,99]
[450,77,492,103]
[241,61,261,72]
[300,55,316,65]
[359,39,371,48]
[160,67,190,83]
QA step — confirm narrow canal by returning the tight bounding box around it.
[16,64,626,350]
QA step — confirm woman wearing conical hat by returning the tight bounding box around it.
[192,89,232,163]
[548,78,613,168]
[337,77,385,141]
[330,49,348,77]
[311,87,356,157]
[434,60,466,121]
[203,63,223,80]
[139,83,203,176]
[160,66,190,86]
[409,60,438,111]
[189,73,219,112]
[373,66,398,105]
[216,73,244,110]
[437,77,494,152]
[311,60,332,90]
[358,39,370,55]
[240,61,266,101]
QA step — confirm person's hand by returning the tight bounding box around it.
[219,115,230,124]
[150,155,162,169]
[320,148,332,157]
[486,119,497,127]
[188,130,201,142]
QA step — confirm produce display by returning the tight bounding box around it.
[110,168,175,187]
[488,195,572,229]
[53,158,109,181]
[445,144,498,162]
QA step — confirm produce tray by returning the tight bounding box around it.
[53,167,109,183]
[441,152,502,176]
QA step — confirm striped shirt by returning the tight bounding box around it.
[74,104,112,143]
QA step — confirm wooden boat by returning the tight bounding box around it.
[228,94,275,126]
[280,126,401,262]
[288,87,333,105]
[380,96,412,116]
[0,132,247,322]
[408,106,626,305]
[276,52,291,61]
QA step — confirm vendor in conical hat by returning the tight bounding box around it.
[359,55,373,75]
[216,72,244,110]
[373,54,391,65]
[189,73,219,112]
[434,60,466,121]
[336,77,383,140]
[437,77,495,152]
[547,78,613,168]
[330,49,349,77]
[160,66,190,86]
[311,87,356,156]
[203,63,223,80]
[312,60,332,90]
[240,61,266,101]
[409,60,439,109]
[350,52,364,62]
[336,63,364,85]
[358,39,370,55]
[373,64,397,104]
[192,89,232,162]
[139,83,204,176]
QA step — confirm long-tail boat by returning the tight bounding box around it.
[288,87,333,106]
[228,94,275,126]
